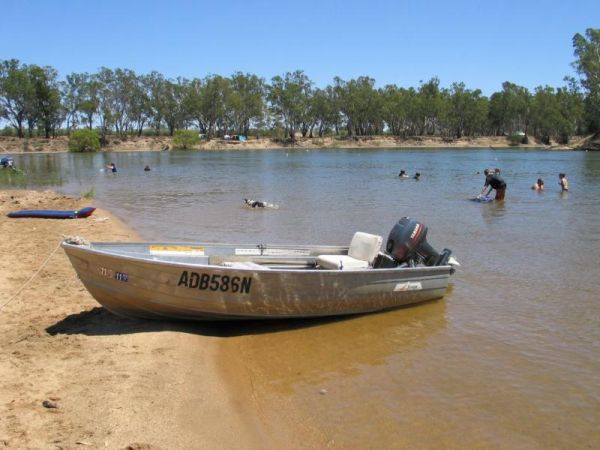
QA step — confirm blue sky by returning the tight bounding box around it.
[2,0,598,95]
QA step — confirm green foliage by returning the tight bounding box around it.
[572,28,600,131]
[507,133,526,146]
[68,129,100,152]
[269,71,313,139]
[172,130,199,149]
[1,126,16,136]
[83,187,95,199]
[2,30,599,142]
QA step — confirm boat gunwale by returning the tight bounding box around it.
[62,241,455,275]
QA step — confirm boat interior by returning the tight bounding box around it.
[91,232,399,271]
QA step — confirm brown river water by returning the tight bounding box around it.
[5,148,600,448]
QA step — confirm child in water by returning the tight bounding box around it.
[559,173,568,191]
[532,178,544,191]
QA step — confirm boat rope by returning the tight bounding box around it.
[0,239,63,313]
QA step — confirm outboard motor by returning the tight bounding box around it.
[385,217,453,267]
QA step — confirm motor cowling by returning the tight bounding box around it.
[386,217,452,267]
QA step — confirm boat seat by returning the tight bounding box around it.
[221,261,271,270]
[317,232,383,270]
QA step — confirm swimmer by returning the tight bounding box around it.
[532,178,544,191]
[398,169,409,178]
[144,165,151,171]
[413,172,421,180]
[106,162,117,173]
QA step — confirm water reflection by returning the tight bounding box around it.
[478,199,507,224]
[224,299,447,396]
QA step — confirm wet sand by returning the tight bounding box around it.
[0,190,308,449]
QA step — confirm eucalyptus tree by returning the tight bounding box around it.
[79,76,100,130]
[0,59,31,137]
[161,77,188,136]
[27,65,62,138]
[442,82,488,138]
[61,72,88,132]
[381,85,412,136]
[310,86,338,137]
[94,67,117,142]
[334,76,383,136]
[111,68,139,135]
[143,71,168,135]
[182,78,207,134]
[530,86,564,144]
[268,70,313,139]
[128,73,151,136]
[416,77,444,135]
[572,28,600,131]
[488,82,531,136]
[557,77,585,138]
[199,75,231,137]
[229,72,265,136]
[529,81,584,144]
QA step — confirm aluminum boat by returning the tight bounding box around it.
[62,217,458,320]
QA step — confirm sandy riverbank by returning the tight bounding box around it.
[0,190,318,449]
[0,134,583,154]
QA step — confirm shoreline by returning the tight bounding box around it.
[0,190,288,449]
[0,135,585,154]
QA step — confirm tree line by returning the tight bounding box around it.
[1,28,598,145]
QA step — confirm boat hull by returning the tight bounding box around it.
[63,242,453,320]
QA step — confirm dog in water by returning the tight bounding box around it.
[244,198,267,208]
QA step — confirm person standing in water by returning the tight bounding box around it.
[480,168,507,200]
[106,162,117,173]
[559,173,569,191]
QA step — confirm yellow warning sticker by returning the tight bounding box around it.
[149,245,205,256]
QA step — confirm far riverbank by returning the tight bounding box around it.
[0,134,592,154]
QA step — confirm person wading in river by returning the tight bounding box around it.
[480,169,507,200]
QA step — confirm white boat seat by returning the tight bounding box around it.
[222,261,271,270]
[318,232,383,270]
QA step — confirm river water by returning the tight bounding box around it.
[3,148,599,448]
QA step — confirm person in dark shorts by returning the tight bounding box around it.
[480,169,506,200]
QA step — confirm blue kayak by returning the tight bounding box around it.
[7,207,96,219]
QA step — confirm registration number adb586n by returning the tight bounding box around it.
[177,271,252,294]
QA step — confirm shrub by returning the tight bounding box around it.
[69,129,100,152]
[507,133,527,146]
[173,130,199,149]
[1,126,16,137]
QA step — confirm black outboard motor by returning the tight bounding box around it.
[385,217,453,267]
